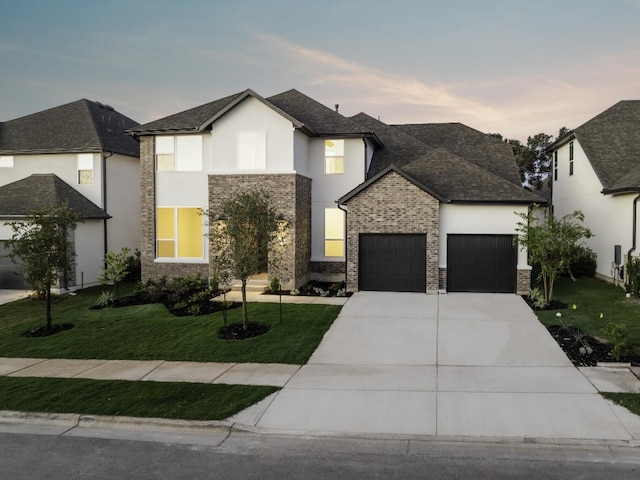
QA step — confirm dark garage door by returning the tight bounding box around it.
[0,240,26,289]
[359,234,426,292]
[447,234,516,293]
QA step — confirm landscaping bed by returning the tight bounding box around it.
[264,280,351,297]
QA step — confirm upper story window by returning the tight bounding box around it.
[156,207,204,258]
[77,153,93,184]
[237,130,266,170]
[324,208,345,257]
[0,155,14,168]
[156,135,203,172]
[569,141,574,176]
[553,151,558,181]
[325,139,344,174]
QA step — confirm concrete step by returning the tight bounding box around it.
[231,279,269,293]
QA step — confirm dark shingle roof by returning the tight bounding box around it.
[393,123,522,186]
[572,100,640,192]
[0,174,109,219]
[348,113,543,204]
[0,99,139,157]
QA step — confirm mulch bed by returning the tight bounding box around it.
[22,323,74,337]
[92,292,241,317]
[218,322,270,340]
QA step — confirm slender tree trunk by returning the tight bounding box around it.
[45,285,52,332]
[241,277,248,330]
[547,273,556,303]
[222,290,228,327]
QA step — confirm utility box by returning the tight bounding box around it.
[614,245,622,266]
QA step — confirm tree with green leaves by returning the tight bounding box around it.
[98,247,131,300]
[210,190,285,330]
[515,208,593,304]
[5,202,81,332]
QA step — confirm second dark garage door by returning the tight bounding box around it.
[359,234,426,292]
[447,234,517,293]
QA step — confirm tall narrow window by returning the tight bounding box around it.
[156,136,203,171]
[569,141,574,176]
[156,207,204,258]
[325,139,344,174]
[77,154,94,184]
[238,131,266,170]
[0,155,14,168]
[554,151,558,181]
[324,208,345,257]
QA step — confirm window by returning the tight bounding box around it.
[325,139,344,174]
[77,153,93,184]
[156,207,204,258]
[155,136,203,172]
[324,208,345,257]
[569,141,574,176]
[0,155,14,168]
[238,131,266,170]
[554,151,558,181]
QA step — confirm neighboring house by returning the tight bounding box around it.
[128,89,543,294]
[549,100,640,284]
[0,100,140,290]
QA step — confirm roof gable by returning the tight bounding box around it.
[0,99,139,157]
[573,100,640,191]
[0,174,109,219]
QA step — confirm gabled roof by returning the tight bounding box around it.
[348,113,543,204]
[571,100,640,193]
[393,122,522,186]
[0,174,109,219]
[0,99,139,157]
[128,88,381,143]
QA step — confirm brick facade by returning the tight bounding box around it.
[517,268,532,295]
[208,174,311,290]
[344,171,440,293]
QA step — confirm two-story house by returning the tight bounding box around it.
[128,88,543,294]
[0,99,140,289]
[549,100,640,284]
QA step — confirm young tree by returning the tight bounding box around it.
[98,247,131,300]
[515,209,593,303]
[211,190,284,330]
[5,202,81,332]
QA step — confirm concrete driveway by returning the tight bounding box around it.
[0,289,30,306]
[235,292,639,440]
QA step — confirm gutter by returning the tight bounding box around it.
[628,194,640,262]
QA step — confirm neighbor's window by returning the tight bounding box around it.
[324,208,345,257]
[155,135,203,172]
[325,139,344,174]
[554,151,558,181]
[569,141,574,176]
[0,155,14,168]
[238,130,266,170]
[156,207,204,258]
[77,153,94,184]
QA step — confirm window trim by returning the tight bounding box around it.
[155,135,203,172]
[324,139,345,175]
[155,206,205,259]
[77,153,94,184]
[324,207,345,258]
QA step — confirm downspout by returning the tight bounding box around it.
[337,203,348,290]
[102,151,114,261]
[627,194,640,262]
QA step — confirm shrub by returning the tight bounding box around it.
[527,287,548,309]
[626,256,640,296]
[270,276,280,293]
[124,249,141,282]
[568,245,597,278]
[95,291,115,308]
[602,323,630,361]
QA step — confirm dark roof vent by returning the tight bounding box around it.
[104,104,114,111]
[94,101,104,108]
[335,104,339,113]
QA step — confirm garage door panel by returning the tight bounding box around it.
[447,234,516,293]
[359,234,426,292]
[0,241,26,289]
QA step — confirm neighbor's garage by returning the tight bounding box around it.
[447,234,516,293]
[359,234,426,292]
[0,240,25,289]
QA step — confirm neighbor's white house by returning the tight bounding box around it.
[0,100,140,290]
[128,89,543,294]
[549,100,640,284]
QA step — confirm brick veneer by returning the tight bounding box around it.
[516,268,532,295]
[208,174,311,290]
[344,171,440,293]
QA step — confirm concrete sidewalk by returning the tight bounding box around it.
[234,292,640,441]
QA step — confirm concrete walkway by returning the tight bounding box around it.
[233,292,640,441]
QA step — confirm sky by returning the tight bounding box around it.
[1,0,639,141]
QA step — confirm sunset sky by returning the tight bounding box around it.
[2,0,639,140]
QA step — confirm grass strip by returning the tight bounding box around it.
[601,392,640,417]
[0,376,278,421]
[0,288,341,364]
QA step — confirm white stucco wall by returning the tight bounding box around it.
[74,220,105,288]
[439,204,530,268]
[209,97,296,174]
[553,139,635,280]
[105,154,141,253]
[310,138,366,261]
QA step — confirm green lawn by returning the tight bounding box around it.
[534,277,640,355]
[0,376,277,420]
[602,392,640,417]
[0,287,341,364]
